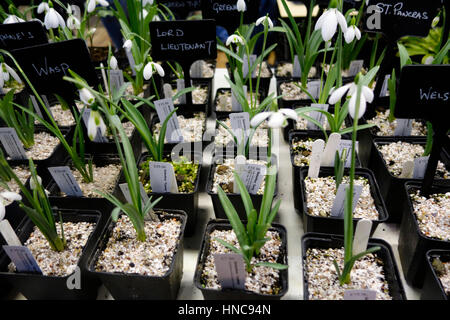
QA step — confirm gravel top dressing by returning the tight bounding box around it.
[153,112,206,143]
[280,82,310,100]
[215,118,268,147]
[0,165,30,206]
[432,258,450,296]
[306,248,392,300]
[276,63,317,78]
[304,176,379,220]
[367,110,427,136]
[23,132,59,160]
[292,139,315,167]
[376,141,449,179]
[173,86,208,105]
[201,229,283,295]
[95,215,181,276]
[410,190,450,241]
[215,91,260,112]
[8,221,96,276]
[211,158,267,194]
[254,61,272,78]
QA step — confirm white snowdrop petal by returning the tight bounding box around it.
[267,112,286,128]
[344,27,355,43]
[328,83,351,104]
[355,27,361,40]
[250,112,271,127]
[362,86,374,103]
[5,64,22,84]
[321,12,337,41]
[87,0,97,13]
[0,191,22,202]
[154,63,165,77]
[280,108,298,121]
[143,62,153,80]
[0,203,5,221]
[336,9,348,33]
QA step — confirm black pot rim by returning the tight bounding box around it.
[299,166,389,223]
[425,249,450,299]
[85,209,187,280]
[193,219,289,298]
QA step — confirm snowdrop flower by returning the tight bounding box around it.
[142,9,148,19]
[236,0,246,12]
[152,15,161,22]
[344,25,361,43]
[250,109,298,129]
[314,8,347,41]
[226,34,245,46]
[87,0,109,13]
[3,15,25,24]
[87,110,106,141]
[109,56,118,70]
[256,16,273,29]
[0,63,22,89]
[143,61,164,80]
[328,82,374,119]
[123,39,132,52]
[44,8,66,29]
[0,191,22,220]
[37,2,50,14]
[143,0,154,5]
[30,175,43,190]
[67,15,80,30]
[79,88,95,105]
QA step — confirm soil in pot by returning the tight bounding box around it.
[366,109,427,137]
[291,138,319,168]
[6,131,60,161]
[214,89,261,113]
[305,247,393,300]
[304,175,380,220]
[94,214,182,276]
[322,63,366,79]
[152,112,206,144]
[0,165,30,207]
[215,118,268,148]
[124,83,150,98]
[376,141,449,179]
[275,62,318,79]
[190,60,215,78]
[7,221,96,277]
[170,84,209,105]
[139,156,199,194]
[280,81,311,101]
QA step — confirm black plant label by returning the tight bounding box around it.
[0,21,47,50]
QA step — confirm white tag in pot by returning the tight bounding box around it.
[163,83,173,100]
[241,163,266,195]
[148,161,179,193]
[338,140,359,168]
[399,160,414,178]
[0,220,22,246]
[154,98,183,143]
[191,60,204,78]
[344,289,377,300]
[394,119,413,136]
[293,55,301,78]
[231,85,247,112]
[3,245,42,274]
[413,156,429,179]
[176,79,186,104]
[307,139,325,178]
[119,182,159,221]
[331,183,362,218]
[348,60,364,77]
[320,132,341,167]
[108,69,125,93]
[0,128,28,160]
[48,166,83,197]
[307,80,321,100]
[243,54,257,78]
[214,253,246,290]
[125,50,136,76]
[306,104,329,130]
[380,74,390,97]
[352,218,372,255]
[229,112,250,146]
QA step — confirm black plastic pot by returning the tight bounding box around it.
[85,209,186,300]
[137,151,202,237]
[163,80,212,115]
[150,110,210,154]
[206,152,278,220]
[301,232,407,300]
[289,130,360,212]
[212,87,267,118]
[0,209,105,300]
[298,167,388,235]
[398,182,450,288]
[368,137,450,223]
[226,62,272,96]
[421,250,450,300]
[194,219,288,300]
[46,155,124,222]
[273,61,322,83]
[277,79,314,110]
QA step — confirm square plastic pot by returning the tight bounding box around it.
[207,152,278,220]
[226,62,272,96]
[368,136,450,223]
[301,232,407,300]
[277,79,315,110]
[398,182,450,288]
[212,87,268,118]
[85,209,187,300]
[298,166,388,235]
[0,209,105,300]
[421,250,449,300]
[273,61,322,83]
[193,219,288,300]
[137,151,202,237]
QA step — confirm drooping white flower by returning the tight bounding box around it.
[0,63,22,89]
[67,15,80,30]
[87,110,106,141]
[344,25,361,43]
[143,61,165,80]
[152,15,161,22]
[250,109,298,128]
[123,39,132,52]
[236,0,246,12]
[142,9,148,19]
[0,191,22,220]
[314,8,347,42]
[256,16,273,29]
[328,82,374,119]
[79,88,95,105]
[109,56,118,70]
[30,175,43,190]
[37,2,50,14]
[3,15,25,24]
[44,8,66,29]
[143,0,154,5]
[226,34,245,46]
[87,0,109,13]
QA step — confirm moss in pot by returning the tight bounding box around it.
[195,167,289,299]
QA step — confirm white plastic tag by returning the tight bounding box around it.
[394,119,413,136]
[3,245,42,274]
[344,289,377,300]
[306,104,329,130]
[176,79,186,104]
[214,253,246,290]
[348,60,364,77]
[229,112,250,146]
[413,156,429,179]
[331,183,363,218]
[154,98,183,143]
[307,139,325,178]
[0,220,22,246]
[148,161,179,193]
[241,163,266,195]
[293,55,301,78]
